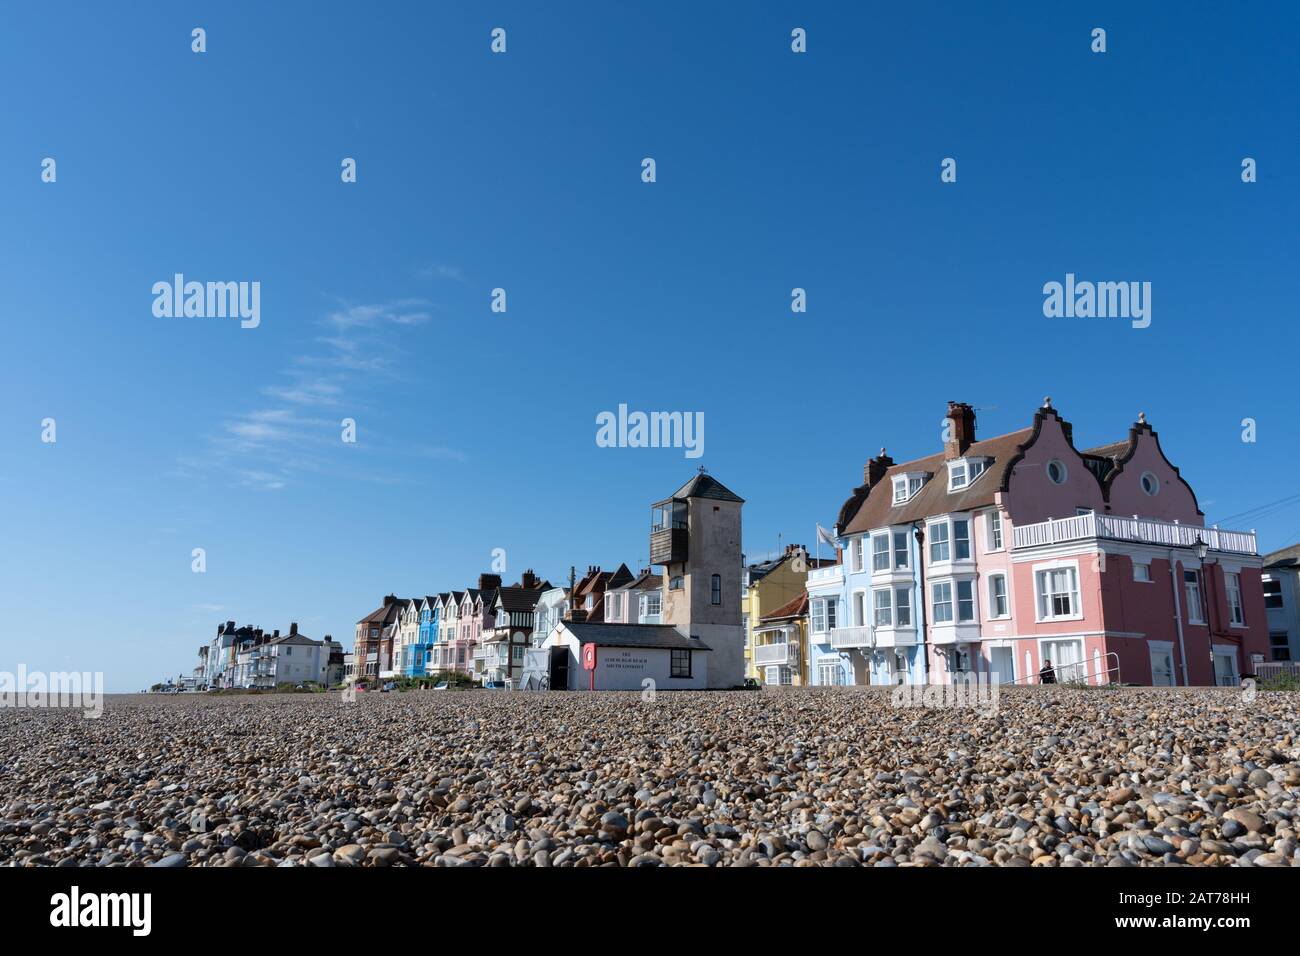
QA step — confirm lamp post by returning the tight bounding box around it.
[1194,536,1219,685]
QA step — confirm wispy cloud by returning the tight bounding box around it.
[174,295,467,490]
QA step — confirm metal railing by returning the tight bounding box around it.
[1012,513,1257,555]
[999,651,1121,686]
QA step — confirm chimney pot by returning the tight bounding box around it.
[944,401,977,460]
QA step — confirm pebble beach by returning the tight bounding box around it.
[1,687,1296,867]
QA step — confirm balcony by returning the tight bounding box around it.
[1012,513,1257,556]
[754,642,799,665]
[807,564,843,586]
[830,626,873,649]
[649,527,688,565]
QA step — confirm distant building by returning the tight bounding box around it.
[741,544,832,679]
[754,592,810,686]
[355,596,405,680]
[1262,545,1300,661]
[813,399,1269,687]
[540,469,746,690]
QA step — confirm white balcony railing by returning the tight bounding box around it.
[808,564,843,584]
[753,642,798,665]
[830,625,873,649]
[1012,513,1257,556]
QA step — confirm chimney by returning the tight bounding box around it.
[944,401,976,460]
[521,569,537,590]
[478,573,502,591]
[383,594,397,607]
[567,607,589,623]
[784,543,805,557]
[289,622,298,637]
[863,448,895,486]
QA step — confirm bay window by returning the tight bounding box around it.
[873,588,893,627]
[931,581,953,623]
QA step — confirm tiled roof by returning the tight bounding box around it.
[841,428,1034,535]
[667,472,744,503]
[760,592,809,622]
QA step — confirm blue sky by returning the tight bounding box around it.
[2,2,1296,690]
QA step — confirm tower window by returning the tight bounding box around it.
[710,574,721,604]
[669,576,684,590]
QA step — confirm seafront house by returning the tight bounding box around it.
[753,593,810,685]
[206,621,261,689]
[741,544,829,679]
[604,569,663,624]
[571,564,635,623]
[531,586,570,648]
[355,595,405,681]
[807,560,851,684]
[417,595,443,674]
[378,600,408,680]
[540,469,746,690]
[1261,545,1300,662]
[464,575,502,680]
[482,572,549,685]
[442,591,465,672]
[397,598,422,677]
[813,399,1269,687]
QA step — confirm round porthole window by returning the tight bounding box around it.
[1047,459,1067,484]
[1141,471,1159,496]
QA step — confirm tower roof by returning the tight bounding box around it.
[668,469,744,503]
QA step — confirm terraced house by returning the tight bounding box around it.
[813,399,1269,687]
[742,543,829,683]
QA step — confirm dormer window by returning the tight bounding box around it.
[892,473,926,504]
[947,458,987,492]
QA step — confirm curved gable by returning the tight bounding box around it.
[1104,419,1202,522]
[1001,404,1106,523]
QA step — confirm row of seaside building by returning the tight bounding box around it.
[192,399,1300,691]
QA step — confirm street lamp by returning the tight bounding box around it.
[1193,535,1219,684]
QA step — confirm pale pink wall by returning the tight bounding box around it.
[1105,431,1201,523]
[1004,414,1106,524]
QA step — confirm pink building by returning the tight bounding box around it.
[831,400,1268,687]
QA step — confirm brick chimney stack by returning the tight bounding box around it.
[944,401,976,460]
[383,594,397,607]
[521,569,537,589]
[863,448,895,486]
[478,573,502,591]
[289,622,298,637]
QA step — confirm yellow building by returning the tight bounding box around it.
[741,545,826,683]
[754,593,810,686]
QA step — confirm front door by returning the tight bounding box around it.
[990,647,1015,685]
[1213,650,1238,686]
[1149,644,1175,686]
[549,646,569,690]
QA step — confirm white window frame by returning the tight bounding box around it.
[953,519,971,560]
[1034,561,1082,622]
[1184,569,1205,625]
[956,579,976,623]
[931,581,954,624]
[1226,572,1245,626]
[987,511,1003,551]
[852,590,866,628]
[929,521,950,563]
[810,599,827,635]
[892,476,908,504]
[1133,561,1152,583]
[873,588,893,627]
[894,587,912,627]
[853,537,864,573]
[871,533,890,572]
[893,531,909,569]
[1047,459,1068,484]
[988,573,1009,619]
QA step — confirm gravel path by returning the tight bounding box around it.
[1,687,1296,866]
